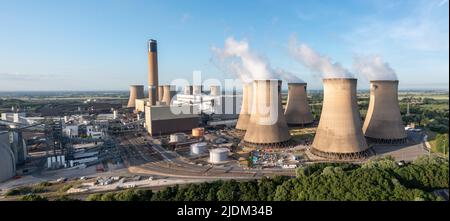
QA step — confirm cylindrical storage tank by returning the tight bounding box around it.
[243,80,292,148]
[184,85,193,95]
[363,80,407,144]
[113,110,118,120]
[192,85,203,95]
[170,133,186,143]
[284,83,314,126]
[190,142,208,155]
[161,85,176,105]
[192,127,204,138]
[127,85,145,108]
[158,85,164,102]
[311,78,370,160]
[210,85,221,96]
[209,148,229,164]
[236,83,253,131]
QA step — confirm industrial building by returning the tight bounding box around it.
[135,98,147,113]
[0,132,16,182]
[174,85,239,115]
[235,83,253,131]
[243,80,292,148]
[141,40,201,135]
[127,85,145,108]
[311,78,370,160]
[363,80,407,144]
[144,104,199,135]
[284,82,314,126]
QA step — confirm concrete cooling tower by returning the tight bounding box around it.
[210,85,221,96]
[184,85,193,95]
[127,85,145,108]
[148,39,159,105]
[363,80,407,144]
[192,85,203,95]
[284,83,314,126]
[243,80,292,148]
[158,85,164,102]
[311,78,370,160]
[161,85,176,105]
[235,83,253,131]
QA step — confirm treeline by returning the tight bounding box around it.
[22,155,448,201]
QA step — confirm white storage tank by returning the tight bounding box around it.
[170,133,186,143]
[190,142,207,155]
[209,148,229,164]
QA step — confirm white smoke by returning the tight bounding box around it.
[289,35,354,79]
[274,68,305,83]
[353,55,398,81]
[212,37,304,83]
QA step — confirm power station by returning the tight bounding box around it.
[363,80,407,144]
[284,83,314,126]
[243,80,292,148]
[311,78,370,160]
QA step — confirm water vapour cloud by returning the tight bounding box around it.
[353,55,398,81]
[212,37,304,83]
[289,35,354,79]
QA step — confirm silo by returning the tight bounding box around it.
[235,83,253,131]
[243,80,292,148]
[284,83,314,126]
[158,85,164,102]
[363,80,407,144]
[161,85,176,105]
[210,85,221,96]
[311,78,370,160]
[209,148,229,164]
[127,85,145,108]
[192,85,203,95]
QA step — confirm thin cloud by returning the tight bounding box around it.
[0,73,56,81]
[343,1,449,52]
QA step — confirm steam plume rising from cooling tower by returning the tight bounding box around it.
[289,35,353,79]
[274,68,305,83]
[353,55,398,81]
[212,37,304,83]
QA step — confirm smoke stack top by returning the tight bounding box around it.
[148,39,157,52]
[353,55,398,81]
[289,35,353,79]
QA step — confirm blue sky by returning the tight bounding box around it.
[0,0,448,91]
